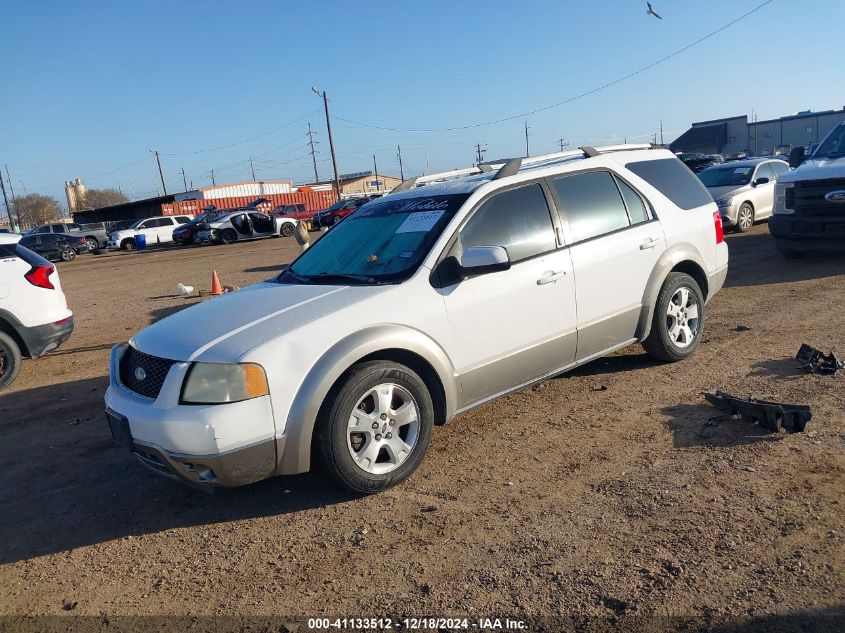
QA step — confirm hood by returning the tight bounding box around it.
[130,281,390,363]
[780,156,845,183]
[706,184,749,201]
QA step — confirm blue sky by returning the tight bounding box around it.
[1,0,843,206]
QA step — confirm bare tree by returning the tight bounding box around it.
[83,188,129,209]
[14,194,61,228]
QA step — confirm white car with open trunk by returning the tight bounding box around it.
[105,145,728,493]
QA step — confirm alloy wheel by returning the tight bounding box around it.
[738,206,753,231]
[666,286,700,348]
[346,383,421,475]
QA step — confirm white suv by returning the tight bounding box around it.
[105,145,728,493]
[0,234,74,390]
[107,215,193,250]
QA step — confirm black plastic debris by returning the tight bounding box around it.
[701,390,811,434]
[796,344,843,376]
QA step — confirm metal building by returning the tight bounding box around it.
[670,107,845,156]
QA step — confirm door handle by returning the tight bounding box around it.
[537,270,567,285]
[639,237,659,250]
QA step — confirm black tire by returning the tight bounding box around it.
[60,249,76,261]
[121,239,136,251]
[192,233,204,246]
[316,361,434,494]
[332,215,343,226]
[84,237,99,251]
[220,229,238,244]
[735,203,754,233]
[642,272,706,363]
[0,331,22,391]
[280,223,294,237]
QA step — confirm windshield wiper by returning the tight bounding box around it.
[306,273,381,285]
[278,268,313,284]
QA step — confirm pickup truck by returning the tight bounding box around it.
[770,121,845,256]
[26,222,110,250]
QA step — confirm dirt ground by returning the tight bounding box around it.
[0,226,843,632]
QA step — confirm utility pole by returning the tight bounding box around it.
[210,170,216,186]
[659,120,664,146]
[524,121,530,158]
[397,145,404,181]
[181,166,188,192]
[557,138,568,152]
[19,181,27,196]
[150,150,167,195]
[5,164,21,228]
[474,143,486,165]
[307,122,319,183]
[312,87,341,199]
[372,155,380,192]
[0,168,11,227]
[250,157,256,181]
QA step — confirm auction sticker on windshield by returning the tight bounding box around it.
[395,211,445,234]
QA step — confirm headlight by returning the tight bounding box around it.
[715,197,734,208]
[181,362,269,404]
[773,182,795,215]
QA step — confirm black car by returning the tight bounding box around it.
[18,233,89,261]
[173,211,218,245]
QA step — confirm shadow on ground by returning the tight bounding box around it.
[0,376,352,565]
[749,356,805,380]
[662,402,783,449]
[724,231,845,288]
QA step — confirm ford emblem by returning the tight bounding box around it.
[825,190,845,203]
[134,367,147,381]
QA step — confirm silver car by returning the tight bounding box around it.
[698,158,789,232]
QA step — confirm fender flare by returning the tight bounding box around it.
[277,324,459,475]
[636,243,709,340]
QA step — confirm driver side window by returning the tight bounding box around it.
[459,184,556,263]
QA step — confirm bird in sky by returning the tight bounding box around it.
[647,2,663,19]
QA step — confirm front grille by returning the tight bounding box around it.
[120,346,177,399]
[794,178,845,216]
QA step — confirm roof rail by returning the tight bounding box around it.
[389,143,656,193]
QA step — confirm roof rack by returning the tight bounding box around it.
[391,143,654,192]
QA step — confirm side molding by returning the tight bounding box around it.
[278,325,459,475]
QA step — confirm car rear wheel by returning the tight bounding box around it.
[84,238,99,251]
[0,331,22,391]
[280,222,294,237]
[316,360,434,494]
[60,248,76,261]
[220,229,238,244]
[642,272,705,362]
[736,203,754,233]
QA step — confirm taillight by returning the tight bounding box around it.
[713,211,724,244]
[25,264,56,290]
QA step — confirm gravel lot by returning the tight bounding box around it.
[1,226,843,631]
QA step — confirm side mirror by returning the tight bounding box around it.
[788,146,805,169]
[752,177,770,187]
[459,246,510,277]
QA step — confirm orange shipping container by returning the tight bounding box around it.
[160,190,337,217]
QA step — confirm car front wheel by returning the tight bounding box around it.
[735,203,754,233]
[316,361,434,494]
[642,272,705,362]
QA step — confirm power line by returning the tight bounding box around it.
[159,109,321,156]
[334,0,775,133]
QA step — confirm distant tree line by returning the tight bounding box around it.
[4,187,129,230]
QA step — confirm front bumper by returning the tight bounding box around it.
[719,205,738,227]
[18,315,74,358]
[104,344,280,487]
[769,215,845,252]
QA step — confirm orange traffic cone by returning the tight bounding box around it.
[210,270,223,296]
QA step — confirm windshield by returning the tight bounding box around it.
[814,125,845,158]
[279,194,469,285]
[128,218,146,229]
[697,165,754,187]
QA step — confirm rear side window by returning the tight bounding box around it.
[617,179,650,224]
[460,184,556,262]
[625,158,713,210]
[551,171,630,242]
